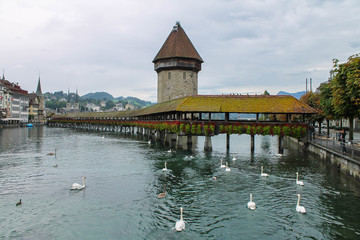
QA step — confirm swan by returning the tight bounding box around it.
[296,172,304,186]
[148,140,151,145]
[71,176,86,190]
[47,149,57,156]
[226,162,231,172]
[162,162,168,172]
[261,166,269,177]
[158,184,166,198]
[167,149,173,153]
[247,194,256,210]
[175,207,185,231]
[296,194,306,213]
[16,199,22,206]
[220,159,226,168]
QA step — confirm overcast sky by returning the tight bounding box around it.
[1,0,359,102]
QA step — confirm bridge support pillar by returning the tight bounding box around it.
[278,136,284,154]
[186,135,193,150]
[155,130,162,142]
[204,135,212,151]
[251,135,255,153]
[176,135,183,149]
[226,134,230,152]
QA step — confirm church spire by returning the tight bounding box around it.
[36,74,43,96]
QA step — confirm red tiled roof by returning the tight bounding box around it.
[153,22,203,63]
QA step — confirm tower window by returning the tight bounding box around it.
[183,72,186,79]
[168,72,171,79]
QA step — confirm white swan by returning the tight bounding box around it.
[220,159,226,168]
[162,162,168,172]
[261,166,269,177]
[296,172,304,186]
[175,207,185,231]
[296,194,306,213]
[225,162,231,172]
[158,184,166,198]
[247,193,256,210]
[167,149,173,153]
[148,140,151,145]
[71,176,86,190]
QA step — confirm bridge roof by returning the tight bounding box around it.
[51,95,317,119]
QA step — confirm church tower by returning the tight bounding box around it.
[153,22,203,103]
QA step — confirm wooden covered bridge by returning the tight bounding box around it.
[48,94,317,152]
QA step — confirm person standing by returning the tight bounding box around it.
[339,129,347,153]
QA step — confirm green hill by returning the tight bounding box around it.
[82,92,114,100]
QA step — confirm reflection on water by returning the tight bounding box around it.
[0,126,360,239]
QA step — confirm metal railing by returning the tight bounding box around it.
[310,132,360,160]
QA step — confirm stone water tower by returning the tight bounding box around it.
[153,22,203,103]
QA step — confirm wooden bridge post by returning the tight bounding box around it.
[226,134,230,152]
[204,135,212,151]
[251,135,255,153]
[278,136,284,154]
[187,135,193,149]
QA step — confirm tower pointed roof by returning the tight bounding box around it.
[153,22,203,63]
[36,75,43,96]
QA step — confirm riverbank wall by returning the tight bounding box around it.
[0,123,44,128]
[285,137,360,182]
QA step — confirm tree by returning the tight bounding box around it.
[318,81,335,137]
[331,53,360,140]
[300,91,324,133]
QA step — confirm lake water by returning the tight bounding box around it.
[1,126,360,239]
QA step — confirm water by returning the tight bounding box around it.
[1,126,360,239]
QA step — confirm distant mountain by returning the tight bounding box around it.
[82,92,114,100]
[277,91,306,100]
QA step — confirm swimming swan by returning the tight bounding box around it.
[296,172,304,186]
[47,149,57,156]
[158,184,166,198]
[175,207,185,231]
[226,162,231,172]
[162,162,168,172]
[261,166,269,177]
[220,159,226,168]
[247,194,256,210]
[71,176,86,190]
[296,194,306,213]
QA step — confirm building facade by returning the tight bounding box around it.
[0,75,29,123]
[153,22,203,103]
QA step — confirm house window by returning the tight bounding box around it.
[168,72,171,79]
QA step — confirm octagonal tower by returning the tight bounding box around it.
[153,22,203,103]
